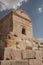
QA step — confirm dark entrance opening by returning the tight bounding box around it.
[22,28,26,35]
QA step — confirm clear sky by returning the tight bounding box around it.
[0,0,43,40]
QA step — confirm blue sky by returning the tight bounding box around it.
[0,0,43,40]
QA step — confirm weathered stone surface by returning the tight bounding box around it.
[4,48,11,60]
[0,48,4,60]
[1,60,28,65]
[1,60,10,65]
[6,39,16,48]
[4,48,22,60]
[35,50,42,59]
[12,60,28,65]
[0,9,43,65]
[29,59,42,65]
[22,50,35,59]
[0,9,33,48]
[41,63,43,65]
[11,49,22,60]
[32,42,38,50]
[25,40,32,50]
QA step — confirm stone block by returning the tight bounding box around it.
[35,50,42,59]
[1,60,28,65]
[29,59,41,65]
[11,60,28,65]
[4,48,11,60]
[41,63,43,65]
[11,49,22,60]
[22,50,35,59]
[1,60,10,65]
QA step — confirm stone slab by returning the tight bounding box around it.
[4,48,11,60]
[22,50,35,59]
[12,60,28,65]
[35,50,42,59]
[1,60,28,65]
[11,49,22,60]
[29,59,42,65]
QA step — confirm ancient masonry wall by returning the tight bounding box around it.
[13,11,33,39]
[0,10,33,48]
[0,10,43,65]
[0,47,43,65]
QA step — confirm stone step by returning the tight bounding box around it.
[29,59,42,65]
[0,59,43,65]
[1,60,28,65]
[0,47,43,61]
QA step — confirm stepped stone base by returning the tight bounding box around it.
[0,59,43,65]
[0,48,43,65]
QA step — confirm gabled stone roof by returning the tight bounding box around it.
[0,9,32,22]
[13,9,31,21]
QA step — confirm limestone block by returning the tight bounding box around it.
[1,60,28,65]
[35,50,42,59]
[22,50,35,59]
[6,39,16,47]
[4,48,11,60]
[32,42,38,50]
[29,59,41,65]
[17,40,27,50]
[41,63,43,65]
[39,48,43,51]
[25,40,32,50]
[25,40,32,47]
[39,43,43,48]
[11,60,28,65]
[1,60,10,65]
[11,49,22,60]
